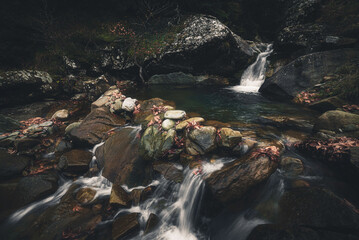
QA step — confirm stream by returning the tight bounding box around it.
[1,45,358,240]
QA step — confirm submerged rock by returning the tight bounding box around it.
[206,155,278,203]
[75,187,96,205]
[279,156,304,177]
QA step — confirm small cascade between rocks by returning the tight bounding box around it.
[231,44,273,93]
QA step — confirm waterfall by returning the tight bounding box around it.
[231,44,273,93]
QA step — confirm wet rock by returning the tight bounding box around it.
[248,224,359,240]
[313,110,359,137]
[206,155,278,203]
[110,183,131,208]
[91,95,109,109]
[350,147,359,171]
[175,117,205,131]
[0,149,30,179]
[130,189,142,206]
[279,187,359,231]
[113,99,123,112]
[233,138,258,156]
[12,172,58,208]
[144,213,160,234]
[162,119,175,130]
[54,140,72,153]
[57,149,93,174]
[280,157,304,177]
[51,109,69,120]
[96,127,147,186]
[153,162,183,183]
[14,138,41,152]
[122,97,137,112]
[0,70,57,107]
[309,96,345,113]
[217,128,242,148]
[69,108,125,147]
[140,126,176,160]
[164,110,186,120]
[112,213,140,240]
[260,49,359,100]
[76,187,96,205]
[188,126,217,154]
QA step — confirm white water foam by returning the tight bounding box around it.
[230,44,273,93]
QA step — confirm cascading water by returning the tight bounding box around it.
[231,44,273,93]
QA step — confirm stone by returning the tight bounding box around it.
[110,183,132,208]
[313,110,359,136]
[0,149,30,179]
[233,138,258,156]
[0,70,57,107]
[308,96,345,113]
[69,108,125,147]
[76,188,96,205]
[280,157,304,177]
[206,155,278,203]
[140,126,176,161]
[164,110,186,120]
[39,121,53,127]
[260,49,359,100]
[96,127,147,187]
[65,121,81,135]
[153,162,183,183]
[113,99,123,112]
[148,72,197,85]
[51,109,69,120]
[91,96,109,109]
[57,149,93,174]
[54,140,72,153]
[12,172,58,208]
[122,97,137,112]
[175,117,205,131]
[144,213,160,234]
[188,126,217,154]
[14,138,41,151]
[161,119,175,130]
[112,213,140,240]
[279,187,359,231]
[218,128,242,148]
[350,147,359,171]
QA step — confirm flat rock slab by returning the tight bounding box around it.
[112,213,140,240]
[58,149,93,173]
[69,107,125,147]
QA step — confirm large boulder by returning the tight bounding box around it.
[69,107,125,147]
[96,127,146,187]
[0,149,30,179]
[153,162,183,183]
[148,72,230,86]
[260,49,359,100]
[313,110,359,136]
[0,70,57,107]
[12,172,58,208]
[279,187,359,232]
[206,155,278,203]
[101,15,254,77]
[112,213,140,240]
